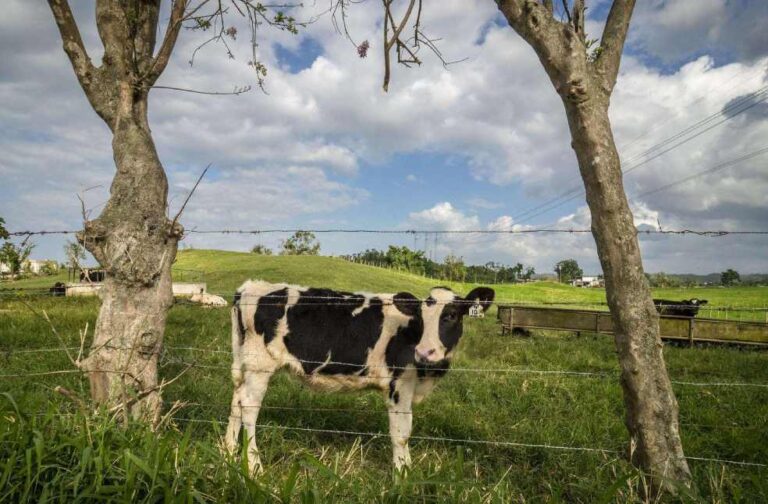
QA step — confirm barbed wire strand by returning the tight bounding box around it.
[3,287,768,314]
[3,349,768,388]
[7,228,768,238]
[159,400,764,430]
[21,413,764,468]
[169,417,767,468]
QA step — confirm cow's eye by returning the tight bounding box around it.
[443,312,457,322]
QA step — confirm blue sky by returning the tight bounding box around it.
[1,0,767,274]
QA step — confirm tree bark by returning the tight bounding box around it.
[495,0,692,493]
[563,95,692,489]
[80,107,181,423]
[48,0,184,422]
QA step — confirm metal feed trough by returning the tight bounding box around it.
[497,305,768,347]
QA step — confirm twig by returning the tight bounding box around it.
[19,300,79,369]
[152,84,252,95]
[170,163,212,236]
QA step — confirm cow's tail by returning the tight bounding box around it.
[231,292,245,387]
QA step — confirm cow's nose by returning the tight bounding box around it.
[416,348,436,361]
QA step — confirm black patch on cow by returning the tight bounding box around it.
[283,289,384,375]
[438,302,464,352]
[653,298,708,318]
[417,359,450,378]
[385,315,424,378]
[254,288,288,344]
[460,287,496,314]
[232,292,247,345]
[393,292,420,317]
[425,296,437,307]
[392,391,400,404]
[388,380,398,402]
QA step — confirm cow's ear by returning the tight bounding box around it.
[698,299,708,306]
[393,292,420,317]
[461,287,495,314]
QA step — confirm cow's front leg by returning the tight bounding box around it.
[387,375,415,470]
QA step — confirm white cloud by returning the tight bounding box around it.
[630,0,768,62]
[407,202,480,231]
[0,1,766,273]
[466,197,503,210]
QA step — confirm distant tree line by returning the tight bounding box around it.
[646,269,763,287]
[341,245,535,283]
[251,231,321,256]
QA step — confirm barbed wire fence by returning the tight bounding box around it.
[2,226,767,471]
[2,337,767,469]
[7,227,768,238]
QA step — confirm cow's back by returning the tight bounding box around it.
[234,280,408,387]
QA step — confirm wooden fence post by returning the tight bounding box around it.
[688,317,695,347]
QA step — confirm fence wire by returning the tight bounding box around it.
[7,228,768,237]
[3,345,768,388]
[20,412,764,469]
[2,286,768,316]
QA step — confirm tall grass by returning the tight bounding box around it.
[1,294,767,502]
[1,251,767,501]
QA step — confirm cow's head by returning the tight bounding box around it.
[688,298,708,306]
[395,286,494,364]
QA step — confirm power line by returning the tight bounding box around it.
[515,143,768,225]
[636,146,768,199]
[508,85,768,225]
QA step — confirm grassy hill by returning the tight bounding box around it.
[172,250,768,319]
[1,249,767,501]
[3,249,766,321]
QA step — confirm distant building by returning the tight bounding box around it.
[25,259,58,274]
[571,276,604,288]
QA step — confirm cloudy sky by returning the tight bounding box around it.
[1,0,767,274]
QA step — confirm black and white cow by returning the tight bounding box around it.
[653,298,708,318]
[224,280,495,472]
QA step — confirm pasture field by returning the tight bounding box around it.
[1,250,767,502]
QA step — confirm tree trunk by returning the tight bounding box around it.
[79,95,181,423]
[563,95,692,488]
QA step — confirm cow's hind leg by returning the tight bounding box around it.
[224,382,245,456]
[241,368,274,474]
[387,374,416,470]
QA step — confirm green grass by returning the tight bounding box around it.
[0,272,68,290]
[172,250,768,321]
[1,250,767,502]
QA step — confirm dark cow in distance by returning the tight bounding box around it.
[225,280,495,473]
[653,298,708,318]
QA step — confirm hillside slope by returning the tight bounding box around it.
[173,249,442,296]
[173,250,768,315]
[172,249,607,304]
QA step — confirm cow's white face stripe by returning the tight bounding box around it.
[415,288,455,362]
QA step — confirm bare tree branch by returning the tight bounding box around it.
[147,0,189,84]
[152,84,252,95]
[573,0,585,36]
[95,0,131,76]
[382,0,418,91]
[170,163,211,236]
[46,0,96,90]
[594,0,636,93]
